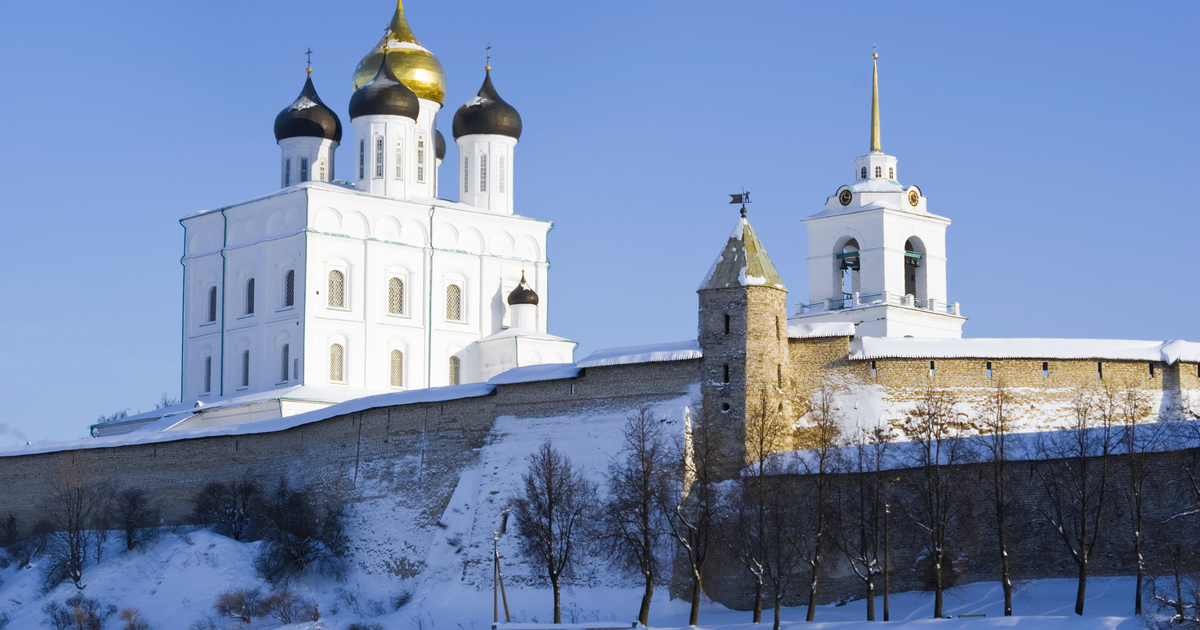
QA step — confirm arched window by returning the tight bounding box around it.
[860,167,867,179]
[499,155,506,193]
[445,284,462,321]
[394,140,404,179]
[358,140,365,179]
[329,343,344,382]
[888,167,894,179]
[388,277,404,315]
[374,137,384,178]
[203,356,212,393]
[416,135,426,183]
[280,344,290,382]
[241,350,250,387]
[328,270,345,308]
[875,166,882,178]
[245,278,255,315]
[463,155,470,193]
[479,153,488,192]
[390,350,404,387]
[300,158,309,182]
[904,238,924,298]
[284,270,295,307]
[319,160,326,182]
[448,356,461,385]
[284,159,291,186]
[207,287,217,322]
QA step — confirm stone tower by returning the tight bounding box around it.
[697,208,790,476]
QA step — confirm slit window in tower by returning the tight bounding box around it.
[722,364,730,384]
[1150,363,1156,378]
[280,344,289,383]
[207,287,217,323]
[724,313,730,334]
[871,360,877,377]
[1042,362,1049,378]
[245,278,255,315]
[986,361,993,378]
[285,159,291,186]
[359,140,365,179]
[300,158,309,182]
[875,166,882,178]
[463,156,470,193]
[241,350,250,387]
[284,270,295,307]
[373,137,384,178]
[203,356,212,393]
[329,344,344,382]
[416,136,426,182]
[390,350,404,387]
[930,361,936,378]
[394,140,403,179]
[479,153,487,192]
[1098,362,1104,380]
[499,155,506,193]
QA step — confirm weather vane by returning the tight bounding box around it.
[729,189,751,216]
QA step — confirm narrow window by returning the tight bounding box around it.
[358,140,365,179]
[860,167,867,179]
[446,284,462,321]
[986,361,993,378]
[724,313,731,334]
[374,137,384,178]
[416,136,426,183]
[871,360,877,377]
[1042,362,1049,378]
[777,365,783,388]
[479,153,488,192]
[888,167,894,179]
[245,278,255,315]
[300,158,309,182]
[394,140,403,179]
[388,277,404,315]
[1149,363,1156,378]
[328,270,345,308]
[929,360,936,378]
[319,160,326,182]
[448,356,461,385]
[499,155,506,193]
[207,286,217,322]
[241,350,250,387]
[329,344,344,382]
[875,166,882,178]
[1098,362,1104,380]
[203,356,212,393]
[390,350,404,387]
[280,344,290,382]
[775,316,781,340]
[463,155,470,193]
[284,159,291,186]
[293,358,299,380]
[284,270,295,307]
[723,364,730,383]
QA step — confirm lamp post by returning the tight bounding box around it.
[494,509,511,624]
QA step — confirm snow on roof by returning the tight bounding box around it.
[478,328,574,343]
[788,322,856,339]
[576,339,702,368]
[488,363,581,385]
[850,336,1200,364]
[699,216,786,292]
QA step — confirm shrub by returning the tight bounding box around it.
[260,587,318,624]
[193,478,262,541]
[254,478,348,583]
[394,587,414,610]
[347,624,385,630]
[43,595,115,630]
[213,587,262,623]
[119,608,151,630]
[6,519,51,570]
[113,489,155,551]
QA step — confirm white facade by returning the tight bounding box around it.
[457,134,516,214]
[351,98,440,200]
[279,137,337,187]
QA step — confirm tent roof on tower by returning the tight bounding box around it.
[699,214,786,291]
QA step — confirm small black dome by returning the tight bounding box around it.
[453,71,522,140]
[435,128,447,161]
[507,273,539,306]
[274,74,342,143]
[349,54,420,120]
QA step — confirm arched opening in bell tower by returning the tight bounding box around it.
[904,237,927,300]
[834,237,861,308]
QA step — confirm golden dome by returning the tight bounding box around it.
[352,1,446,103]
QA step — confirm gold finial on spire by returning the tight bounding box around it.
[306,48,313,74]
[870,45,881,153]
[486,43,492,72]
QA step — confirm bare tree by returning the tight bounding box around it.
[41,464,110,589]
[599,407,671,626]
[972,377,1021,616]
[1036,385,1119,616]
[254,478,349,584]
[1118,382,1160,614]
[193,477,262,541]
[898,384,965,619]
[831,427,892,620]
[113,488,154,552]
[792,384,841,622]
[511,440,598,624]
[659,408,718,626]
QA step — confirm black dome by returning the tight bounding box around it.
[435,128,447,161]
[349,54,420,121]
[453,71,522,140]
[507,273,538,306]
[274,75,342,143]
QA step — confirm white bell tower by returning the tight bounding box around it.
[790,53,965,339]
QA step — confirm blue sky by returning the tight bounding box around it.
[0,0,1196,444]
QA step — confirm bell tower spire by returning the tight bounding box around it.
[870,48,882,153]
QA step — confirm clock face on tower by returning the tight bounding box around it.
[838,189,853,206]
[908,190,920,207]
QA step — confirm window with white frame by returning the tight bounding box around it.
[479,153,487,192]
[300,158,309,182]
[388,277,404,315]
[284,270,295,307]
[328,270,345,308]
[241,350,250,387]
[390,350,404,387]
[394,140,403,179]
[445,284,462,321]
[203,356,212,393]
[280,344,290,383]
[374,136,384,178]
[462,155,470,193]
[448,356,461,385]
[416,135,426,183]
[207,286,217,323]
[359,140,365,179]
[499,155,506,193]
[245,278,255,315]
[329,343,344,382]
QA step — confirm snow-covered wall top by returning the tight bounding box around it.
[575,339,703,368]
[788,322,856,339]
[487,363,581,384]
[850,337,1200,364]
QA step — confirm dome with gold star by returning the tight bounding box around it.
[352,1,446,104]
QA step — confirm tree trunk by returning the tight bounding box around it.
[806,557,820,622]
[552,575,562,623]
[933,550,944,618]
[999,524,1012,616]
[866,576,875,621]
[1133,530,1143,615]
[752,580,763,623]
[1075,561,1087,616]
[689,574,702,626]
[772,597,782,630]
[639,577,653,626]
